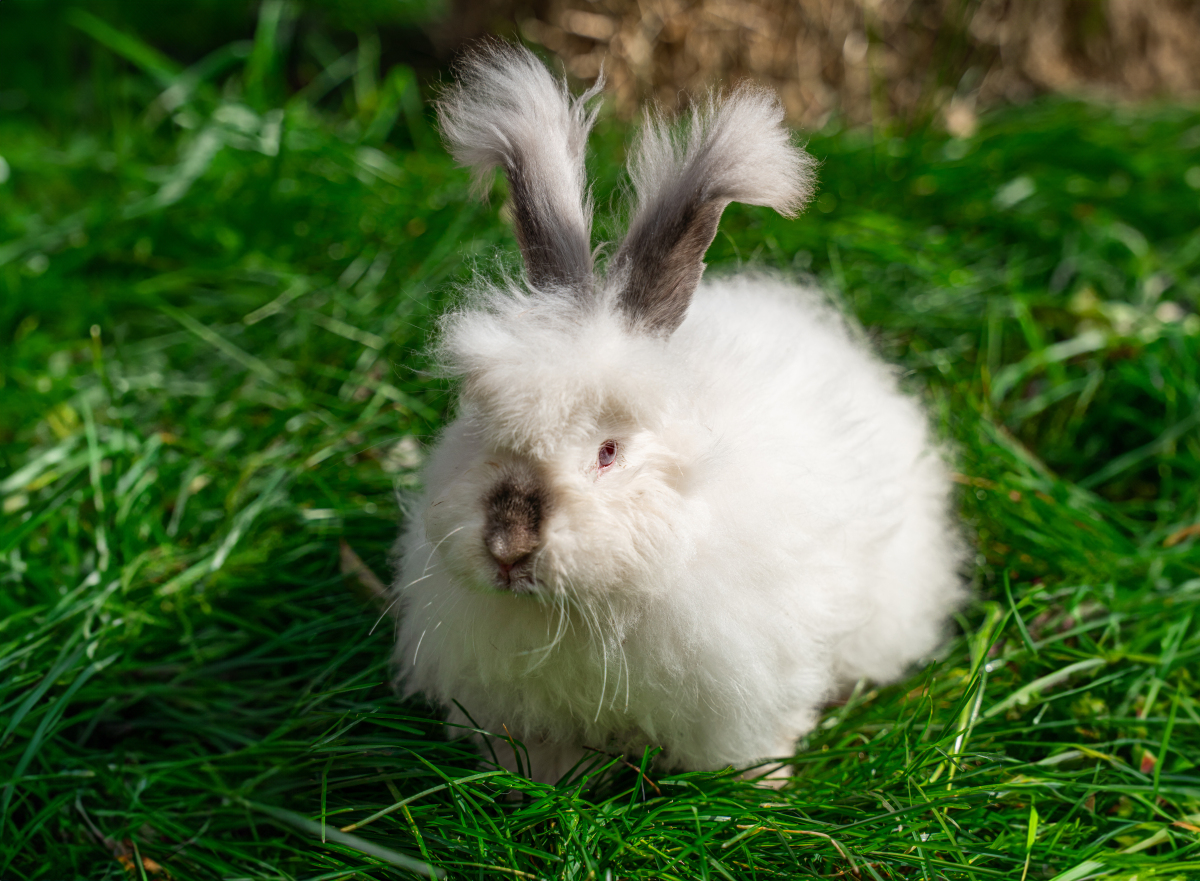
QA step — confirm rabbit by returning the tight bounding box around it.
[391,41,965,784]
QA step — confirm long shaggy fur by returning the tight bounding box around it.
[610,86,817,333]
[626,85,815,222]
[393,46,964,783]
[437,42,601,290]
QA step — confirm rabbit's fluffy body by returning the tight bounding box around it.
[393,44,962,782]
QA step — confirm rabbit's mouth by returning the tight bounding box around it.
[492,557,538,594]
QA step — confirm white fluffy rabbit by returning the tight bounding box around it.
[392,42,964,783]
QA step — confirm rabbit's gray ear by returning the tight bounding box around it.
[438,42,600,292]
[610,87,816,335]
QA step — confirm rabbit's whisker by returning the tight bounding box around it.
[424,526,465,575]
[412,628,427,667]
[371,565,444,635]
[412,585,462,670]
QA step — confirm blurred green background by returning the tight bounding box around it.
[3,2,1200,879]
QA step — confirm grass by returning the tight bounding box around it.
[3,6,1200,879]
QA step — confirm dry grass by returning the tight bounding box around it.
[448,0,1200,131]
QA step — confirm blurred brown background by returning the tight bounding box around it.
[437,0,1200,132]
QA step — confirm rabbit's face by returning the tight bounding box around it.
[422,317,698,609]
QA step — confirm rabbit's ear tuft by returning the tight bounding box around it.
[438,42,601,292]
[610,87,816,335]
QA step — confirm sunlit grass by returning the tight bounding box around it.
[3,7,1200,879]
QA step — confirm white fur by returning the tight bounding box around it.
[627,85,816,222]
[395,276,963,779]
[392,48,964,783]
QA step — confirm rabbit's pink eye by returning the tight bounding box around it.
[597,440,617,468]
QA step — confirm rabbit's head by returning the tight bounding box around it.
[420,43,815,611]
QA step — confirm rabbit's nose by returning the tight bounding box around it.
[484,526,537,585]
[483,478,545,583]
[486,534,531,571]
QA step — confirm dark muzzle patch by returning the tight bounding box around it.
[483,478,546,568]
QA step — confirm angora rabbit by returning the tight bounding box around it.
[393,42,963,783]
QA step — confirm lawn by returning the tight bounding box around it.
[3,4,1200,879]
